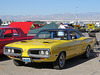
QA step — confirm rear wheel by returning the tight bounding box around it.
[13,60,25,66]
[82,46,91,59]
[53,52,66,70]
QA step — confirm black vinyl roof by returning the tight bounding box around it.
[39,28,84,37]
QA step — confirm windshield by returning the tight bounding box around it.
[34,30,68,40]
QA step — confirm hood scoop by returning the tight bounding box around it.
[43,41,50,43]
[21,40,27,43]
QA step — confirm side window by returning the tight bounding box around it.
[69,31,77,40]
[69,31,82,40]
[13,29,19,37]
[4,29,12,38]
[75,32,82,39]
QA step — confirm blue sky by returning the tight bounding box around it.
[0,0,100,15]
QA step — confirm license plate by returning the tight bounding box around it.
[22,58,31,62]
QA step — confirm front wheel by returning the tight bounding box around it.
[53,52,66,70]
[13,60,25,66]
[82,46,91,59]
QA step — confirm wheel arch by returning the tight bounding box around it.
[53,50,66,69]
[58,51,66,57]
[87,44,93,53]
[88,44,91,48]
[87,44,91,49]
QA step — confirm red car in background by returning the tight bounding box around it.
[0,27,34,55]
[30,24,40,29]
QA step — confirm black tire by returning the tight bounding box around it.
[82,46,91,59]
[96,41,99,45]
[53,52,66,70]
[13,60,25,66]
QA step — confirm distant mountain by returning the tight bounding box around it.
[1,12,100,21]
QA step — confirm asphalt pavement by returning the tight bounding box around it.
[0,46,100,75]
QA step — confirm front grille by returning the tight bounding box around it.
[14,49,21,53]
[28,49,50,58]
[4,46,22,56]
[29,50,39,54]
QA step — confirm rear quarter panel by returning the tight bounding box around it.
[81,37,96,50]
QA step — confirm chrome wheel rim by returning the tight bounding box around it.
[59,53,65,68]
[86,47,90,57]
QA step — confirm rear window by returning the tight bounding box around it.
[13,29,19,37]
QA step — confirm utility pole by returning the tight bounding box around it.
[76,6,78,25]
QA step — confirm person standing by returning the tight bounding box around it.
[58,23,66,29]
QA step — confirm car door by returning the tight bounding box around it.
[69,31,84,55]
[0,29,14,54]
[62,31,78,58]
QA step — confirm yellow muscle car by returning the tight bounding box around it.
[3,29,96,69]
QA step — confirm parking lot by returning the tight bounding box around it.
[0,46,100,75]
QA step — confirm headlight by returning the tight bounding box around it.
[40,50,45,55]
[8,49,11,53]
[45,51,49,55]
[5,48,14,53]
[11,49,14,53]
[39,50,50,56]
